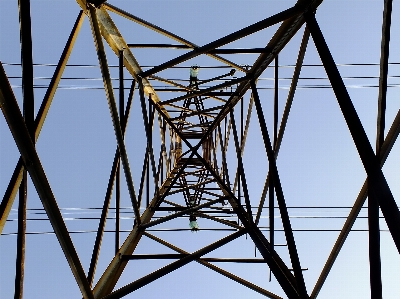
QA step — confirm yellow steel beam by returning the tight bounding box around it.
[74,1,171,118]
[92,166,181,298]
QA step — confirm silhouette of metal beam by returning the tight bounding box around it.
[0,11,84,234]
[0,62,94,299]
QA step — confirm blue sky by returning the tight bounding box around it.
[1,0,400,298]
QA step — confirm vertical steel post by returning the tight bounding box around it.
[88,79,134,286]
[1,11,84,236]
[369,0,392,297]
[15,0,35,297]
[274,55,278,146]
[252,80,308,298]
[376,0,392,150]
[311,110,400,299]
[270,55,279,259]
[306,11,400,255]
[115,49,124,254]
[0,61,94,299]
[18,0,34,137]
[88,5,141,224]
[14,173,27,299]
[255,28,309,226]
[230,110,252,220]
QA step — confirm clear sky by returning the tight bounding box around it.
[1,0,400,298]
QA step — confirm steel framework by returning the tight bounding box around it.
[1,0,399,298]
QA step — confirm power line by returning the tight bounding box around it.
[1,228,391,236]
[2,62,400,68]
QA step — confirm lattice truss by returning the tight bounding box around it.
[1,0,399,298]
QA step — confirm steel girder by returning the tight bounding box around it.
[1,0,399,298]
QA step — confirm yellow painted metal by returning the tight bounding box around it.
[92,166,181,298]
[74,3,172,119]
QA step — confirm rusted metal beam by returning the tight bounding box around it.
[0,63,93,299]
[0,11,84,234]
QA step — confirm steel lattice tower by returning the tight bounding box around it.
[1,0,399,298]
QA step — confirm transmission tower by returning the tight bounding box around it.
[1,0,399,298]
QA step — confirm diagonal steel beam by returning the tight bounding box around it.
[306,11,400,254]
[154,102,302,298]
[230,109,253,220]
[75,5,171,119]
[115,50,125,255]
[88,5,141,223]
[103,229,247,299]
[255,26,309,225]
[232,92,255,194]
[311,109,400,299]
[92,165,183,298]
[140,4,304,78]
[207,1,322,136]
[104,3,247,73]
[251,81,308,298]
[87,80,135,287]
[0,11,84,234]
[144,232,284,299]
[0,63,93,299]
[159,75,250,106]
[138,83,160,193]
[140,197,226,229]
[376,0,393,150]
